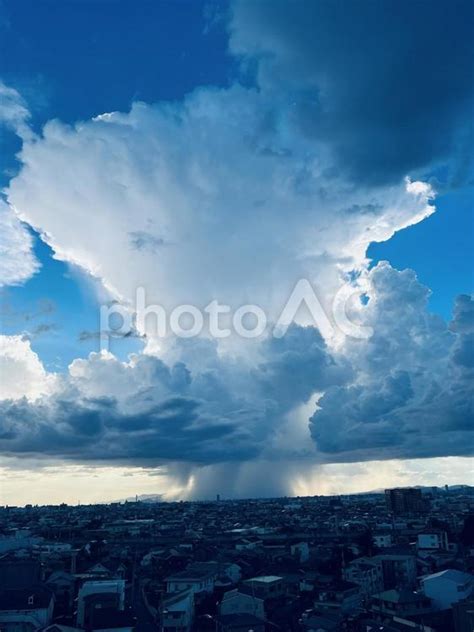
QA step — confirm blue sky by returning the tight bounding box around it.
[0,0,232,116]
[0,0,472,502]
[0,0,233,189]
[0,233,143,369]
[368,187,473,317]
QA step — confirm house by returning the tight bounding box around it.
[162,589,194,632]
[242,575,285,599]
[45,570,75,607]
[76,579,126,628]
[315,581,363,614]
[166,568,215,595]
[421,569,474,610]
[370,588,432,617]
[0,586,55,631]
[343,557,384,597]
[220,588,265,619]
[372,553,417,589]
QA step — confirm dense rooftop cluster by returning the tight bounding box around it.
[0,486,473,631]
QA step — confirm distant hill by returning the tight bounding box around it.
[111,485,474,504]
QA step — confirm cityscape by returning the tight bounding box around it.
[1,486,474,631]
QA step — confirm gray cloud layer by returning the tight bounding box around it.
[0,270,472,466]
[312,267,473,461]
[0,325,347,464]
[230,0,474,184]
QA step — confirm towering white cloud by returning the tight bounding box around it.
[0,82,39,288]
[0,335,55,401]
[0,201,39,287]
[7,87,434,335]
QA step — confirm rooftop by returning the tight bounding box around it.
[245,575,282,583]
[423,569,474,583]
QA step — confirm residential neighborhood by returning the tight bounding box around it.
[0,486,473,631]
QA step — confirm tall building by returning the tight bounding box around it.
[385,487,427,515]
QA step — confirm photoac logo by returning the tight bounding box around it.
[99,279,373,349]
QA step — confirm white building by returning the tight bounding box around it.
[417,531,448,551]
[421,569,474,610]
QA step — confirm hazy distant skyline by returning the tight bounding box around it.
[0,0,473,505]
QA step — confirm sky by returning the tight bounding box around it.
[0,0,473,505]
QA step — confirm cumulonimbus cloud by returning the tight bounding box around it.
[0,0,472,490]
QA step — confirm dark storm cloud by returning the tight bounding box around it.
[230,0,474,184]
[0,392,253,464]
[310,271,474,461]
[257,324,352,410]
[0,286,472,465]
[450,294,474,370]
[0,325,350,465]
